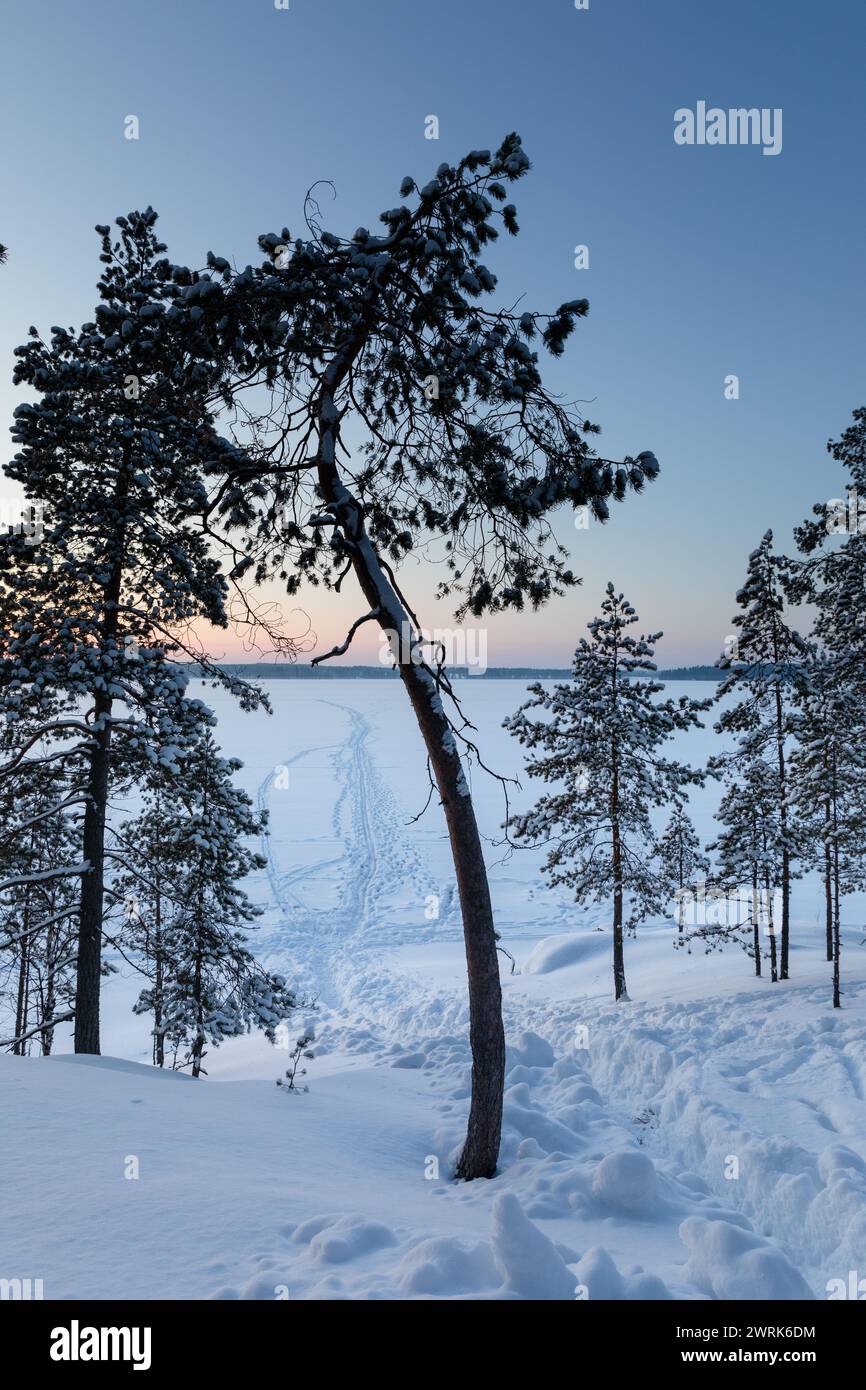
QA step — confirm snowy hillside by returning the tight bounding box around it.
[2,681,863,1301]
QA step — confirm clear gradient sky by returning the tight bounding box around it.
[1,0,863,667]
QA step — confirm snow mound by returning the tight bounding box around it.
[397,1236,500,1295]
[508,1030,556,1069]
[679,1217,814,1300]
[293,1213,398,1264]
[522,933,608,976]
[490,1192,577,1300]
[310,1216,398,1265]
[390,1052,427,1069]
[574,1245,671,1300]
[592,1150,658,1216]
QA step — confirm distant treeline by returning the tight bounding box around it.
[187,663,725,681]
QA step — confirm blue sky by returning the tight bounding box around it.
[1,0,863,666]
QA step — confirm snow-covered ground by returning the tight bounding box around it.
[2,680,865,1300]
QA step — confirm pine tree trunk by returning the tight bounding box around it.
[153,886,165,1068]
[75,689,113,1054]
[611,818,627,1001]
[612,896,627,1000]
[315,381,504,1180]
[832,779,841,1009]
[832,844,841,1010]
[774,686,791,980]
[191,946,205,1079]
[41,918,58,1055]
[75,466,128,1055]
[765,869,778,983]
[823,816,833,963]
[400,660,504,1180]
[13,917,30,1057]
[751,867,762,977]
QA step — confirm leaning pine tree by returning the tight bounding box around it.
[169,134,659,1176]
[505,585,707,1001]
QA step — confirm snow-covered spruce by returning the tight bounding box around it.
[713,530,807,982]
[702,752,788,979]
[790,659,866,1007]
[109,731,297,1076]
[505,584,708,1001]
[789,404,866,1007]
[655,807,709,936]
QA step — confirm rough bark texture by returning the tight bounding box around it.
[400,661,505,1180]
[74,691,112,1054]
[74,472,127,1055]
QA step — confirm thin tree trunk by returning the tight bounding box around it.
[76,690,112,1054]
[774,677,791,980]
[190,944,205,1079]
[832,841,841,1009]
[314,376,504,1180]
[154,942,165,1068]
[41,918,58,1055]
[75,470,127,1054]
[823,809,833,962]
[611,819,627,1000]
[765,869,778,983]
[831,768,841,1009]
[751,866,762,977]
[13,915,30,1056]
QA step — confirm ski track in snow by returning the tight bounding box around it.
[227,697,866,1299]
[256,699,445,1013]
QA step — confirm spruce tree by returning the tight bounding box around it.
[790,662,866,1007]
[655,806,709,934]
[110,732,296,1073]
[788,406,866,1002]
[703,752,789,979]
[715,531,807,980]
[505,585,708,1000]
